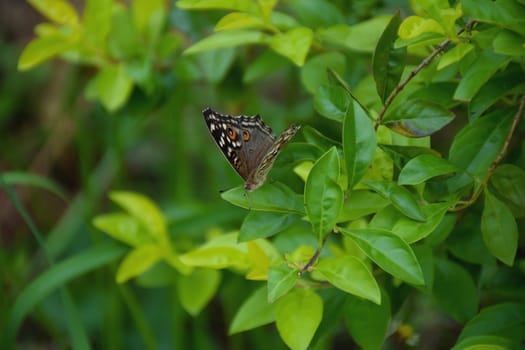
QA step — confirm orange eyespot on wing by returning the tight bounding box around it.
[226,126,237,140]
[242,130,250,141]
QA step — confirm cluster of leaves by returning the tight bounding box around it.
[10,0,525,349]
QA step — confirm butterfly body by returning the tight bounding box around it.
[203,108,300,191]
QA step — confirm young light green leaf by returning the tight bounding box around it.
[18,35,74,71]
[267,263,298,303]
[373,11,406,103]
[364,180,425,221]
[398,154,458,185]
[28,0,79,25]
[92,213,154,247]
[382,99,455,137]
[179,246,250,269]
[305,147,343,239]
[239,211,297,242]
[345,290,391,350]
[275,288,323,350]
[94,64,134,111]
[176,0,257,12]
[177,268,221,316]
[109,191,168,243]
[221,182,305,214]
[269,27,313,66]
[132,0,166,43]
[215,12,265,31]
[229,287,275,334]
[184,30,266,54]
[343,98,377,189]
[314,84,350,122]
[316,256,380,304]
[116,244,164,283]
[340,228,424,285]
[481,190,518,266]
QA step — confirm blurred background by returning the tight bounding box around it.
[0,0,472,349]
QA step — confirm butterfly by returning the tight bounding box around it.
[203,108,301,191]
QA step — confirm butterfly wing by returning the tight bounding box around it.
[245,124,301,191]
[203,108,275,181]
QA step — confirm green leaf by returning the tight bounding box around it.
[275,288,323,350]
[286,0,344,28]
[305,147,343,239]
[92,213,154,247]
[316,256,380,304]
[177,268,221,316]
[239,211,297,242]
[481,190,518,266]
[319,16,392,53]
[269,27,313,66]
[338,190,389,222]
[0,171,68,200]
[243,50,289,83]
[453,51,510,102]
[452,335,523,350]
[343,99,377,189]
[302,126,341,151]
[184,30,266,54]
[340,228,424,285]
[179,246,249,269]
[215,12,264,31]
[364,180,425,221]
[267,263,299,303]
[462,0,525,36]
[176,0,257,12]
[28,0,79,25]
[221,182,304,214]
[470,70,525,120]
[373,11,406,103]
[448,109,514,191]
[382,99,455,137]
[116,244,164,283]
[94,64,134,111]
[18,35,74,71]
[109,191,168,243]
[7,243,126,345]
[490,164,525,217]
[391,203,449,243]
[345,290,391,350]
[437,42,474,70]
[398,154,458,185]
[132,0,166,43]
[301,52,346,94]
[83,0,113,47]
[229,286,275,334]
[108,5,140,59]
[314,84,350,122]
[493,30,525,56]
[433,257,478,323]
[458,302,525,342]
[379,144,439,170]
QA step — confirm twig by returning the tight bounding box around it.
[299,234,330,275]
[374,20,475,130]
[450,95,525,212]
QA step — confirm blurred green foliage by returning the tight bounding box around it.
[1,0,525,349]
